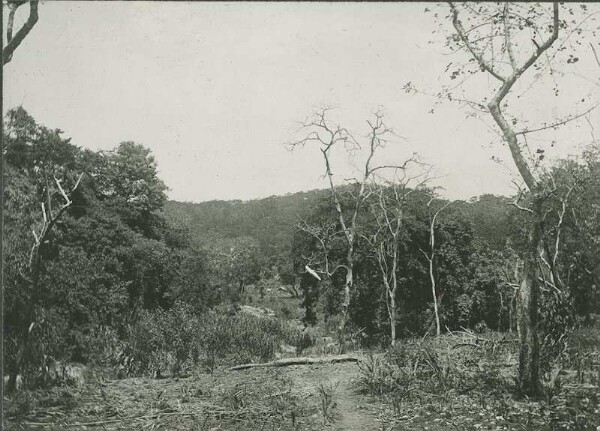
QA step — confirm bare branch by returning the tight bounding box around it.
[40,202,47,224]
[485,2,560,191]
[448,2,506,83]
[591,42,600,70]
[54,176,71,205]
[510,181,534,213]
[504,3,518,72]
[510,201,534,214]
[516,104,599,136]
[550,182,577,288]
[6,2,21,43]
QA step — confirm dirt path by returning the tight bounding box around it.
[281,361,387,431]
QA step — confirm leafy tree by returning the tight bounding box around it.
[462,195,514,250]
[170,248,216,313]
[208,236,261,295]
[3,108,189,391]
[442,1,598,395]
[94,141,168,236]
[3,108,83,391]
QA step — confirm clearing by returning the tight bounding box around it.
[5,356,391,430]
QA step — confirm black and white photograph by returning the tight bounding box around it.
[2,1,600,429]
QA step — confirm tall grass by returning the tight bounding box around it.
[119,302,314,377]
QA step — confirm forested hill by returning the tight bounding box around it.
[165,190,514,259]
[165,190,328,252]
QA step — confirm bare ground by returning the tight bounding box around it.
[5,358,391,430]
[6,346,599,430]
[276,361,388,430]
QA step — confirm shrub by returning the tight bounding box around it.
[356,333,511,401]
[120,302,314,377]
[539,290,577,374]
[118,304,193,377]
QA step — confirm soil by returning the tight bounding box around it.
[5,358,393,431]
[278,361,388,431]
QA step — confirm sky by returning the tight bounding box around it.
[4,2,599,203]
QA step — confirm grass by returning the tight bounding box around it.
[4,368,323,430]
[355,327,600,430]
[119,302,316,377]
[5,304,599,430]
[316,381,338,425]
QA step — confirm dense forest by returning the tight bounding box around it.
[167,160,600,343]
[5,107,599,390]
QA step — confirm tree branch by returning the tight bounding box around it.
[448,2,506,83]
[3,0,39,66]
[516,104,598,136]
[591,42,600,70]
[504,3,518,72]
[485,2,559,191]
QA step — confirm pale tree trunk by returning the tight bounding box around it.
[390,295,397,347]
[429,257,440,336]
[338,246,353,350]
[291,111,400,349]
[367,180,420,347]
[424,201,449,337]
[389,273,397,347]
[389,253,398,346]
[379,263,397,347]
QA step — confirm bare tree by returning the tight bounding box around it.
[362,163,429,346]
[420,198,451,337]
[290,109,405,345]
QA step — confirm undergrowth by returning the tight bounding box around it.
[118,302,315,378]
[5,368,321,430]
[355,328,600,430]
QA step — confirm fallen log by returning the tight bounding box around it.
[229,354,360,371]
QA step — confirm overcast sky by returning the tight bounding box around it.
[4,2,599,203]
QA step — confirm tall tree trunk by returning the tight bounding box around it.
[429,258,441,336]
[517,196,543,395]
[498,291,504,331]
[338,247,353,351]
[389,291,396,347]
[6,342,25,393]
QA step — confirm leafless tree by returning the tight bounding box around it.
[419,198,451,337]
[362,163,429,346]
[289,108,408,345]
